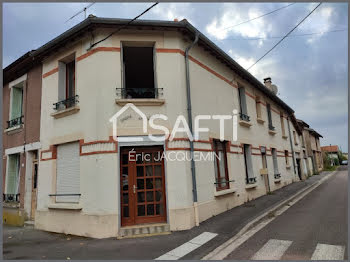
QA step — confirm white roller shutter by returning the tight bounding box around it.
[56,142,80,203]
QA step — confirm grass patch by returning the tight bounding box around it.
[323,165,339,172]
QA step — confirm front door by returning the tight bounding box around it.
[30,159,38,220]
[120,146,167,226]
[296,158,302,180]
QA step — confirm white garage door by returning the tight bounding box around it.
[56,142,80,203]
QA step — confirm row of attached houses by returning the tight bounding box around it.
[3,17,323,238]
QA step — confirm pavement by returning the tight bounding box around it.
[3,168,343,260]
[224,166,348,260]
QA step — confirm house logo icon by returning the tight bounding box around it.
[109,103,148,142]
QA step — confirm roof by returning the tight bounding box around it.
[321,145,339,153]
[296,119,310,128]
[4,17,294,113]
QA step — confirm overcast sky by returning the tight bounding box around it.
[3,2,348,151]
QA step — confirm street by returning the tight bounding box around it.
[3,168,347,260]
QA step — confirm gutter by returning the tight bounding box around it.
[184,31,200,226]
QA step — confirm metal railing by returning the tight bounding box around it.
[7,116,24,129]
[274,173,281,179]
[239,112,250,122]
[53,95,79,111]
[246,177,257,184]
[116,88,163,99]
[3,193,20,203]
[214,179,235,185]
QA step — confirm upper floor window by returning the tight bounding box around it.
[293,131,298,145]
[238,86,250,122]
[266,103,274,130]
[301,133,305,147]
[213,139,229,190]
[243,144,255,184]
[56,54,78,110]
[120,42,159,99]
[255,96,262,119]
[280,112,286,137]
[8,84,24,128]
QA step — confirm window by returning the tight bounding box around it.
[5,154,20,201]
[271,148,280,179]
[266,103,274,130]
[255,96,262,119]
[8,85,24,128]
[56,54,77,110]
[280,113,286,137]
[285,150,289,166]
[293,131,298,145]
[261,146,267,169]
[238,86,249,121]
[56,142,80,203]
[213,140,229,190]
[121,43,157,99]
[243,144,255,184]
[301,133,305,147]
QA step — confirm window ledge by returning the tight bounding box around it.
[214,187,235,197]
[3,202,20,208]
[274,178,282,183]
[286,165,291,169]
[260,168,268,175]
[239,120,252,128]
[282,135,288,139]
[257,118,265,124]
[4,125,23,134]
[245,183,258,189]
[268,130,277,136]
[51,105,80,119]
[48,203,82,210]
[115,98,165,106]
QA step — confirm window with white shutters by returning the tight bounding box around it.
[6,154,20,194]
[56,142,80,203]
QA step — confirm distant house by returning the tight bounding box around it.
[321,145,340,165]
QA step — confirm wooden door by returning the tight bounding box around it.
[30,160,38,220]
[120,146,167,226]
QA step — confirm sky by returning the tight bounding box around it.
[3,2,348,152]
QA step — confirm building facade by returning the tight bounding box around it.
[3,52,42,226]
[3,17,322,238]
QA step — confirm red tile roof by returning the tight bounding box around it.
[321,145,339,153]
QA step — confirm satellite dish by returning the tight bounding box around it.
[270,84,278,95]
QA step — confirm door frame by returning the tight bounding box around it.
[117,136,168,228]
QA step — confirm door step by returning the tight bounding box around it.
[118,223,170,239]
[24,220,34,228]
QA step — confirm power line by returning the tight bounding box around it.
[88,2,159,50]
[221,3,296,31]
[221,28,347,41]
[247,2,322,71]
[65,2,95,23]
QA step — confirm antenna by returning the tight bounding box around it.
[65,2,95,23]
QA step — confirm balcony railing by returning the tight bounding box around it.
[116,88,163,99]
[239,112,250,122]
[3,193,20,203]
[53,95,79,111]
[274,173,281,179]
[246,177,257,184]
[7,116,24,129]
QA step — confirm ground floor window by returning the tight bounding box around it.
[213,140,229,190]
[243,144,255,184]
[5,153,20,202]
[56,142,80,203]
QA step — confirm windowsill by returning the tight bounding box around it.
[260,168,268,175]
[257,118,265,124]
[51,105,80,119]
[286,165,291,169]
[274,178,282,183]
[268,130,277,135]
[282,135,288,139]
[245,183,258,189]
[4,124,23,134]
[48,203,82,210]
[239,120,252,128]
[214,187,235,197]
[3,202,20,208]
[115,98,165,106]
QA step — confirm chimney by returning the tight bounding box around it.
[174,18,179,22]
[263,77,272,88]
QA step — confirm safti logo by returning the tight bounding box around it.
[109,103,239,142]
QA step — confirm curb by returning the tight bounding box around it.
[202,170,338,260]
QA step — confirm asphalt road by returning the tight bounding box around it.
[225,166,348,260]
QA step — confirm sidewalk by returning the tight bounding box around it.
[3,171,333,260]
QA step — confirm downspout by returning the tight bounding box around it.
[185,32,199,226]
[287,116,297,178]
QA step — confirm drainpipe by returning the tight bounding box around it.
[287,116,297,178]
[185,32,199,226]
